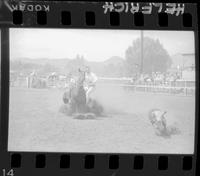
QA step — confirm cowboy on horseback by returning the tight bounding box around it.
[83,66,98,103]
[63,67,97,104]
[61,66,104,117]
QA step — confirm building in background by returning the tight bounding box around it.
[170,53,195,81]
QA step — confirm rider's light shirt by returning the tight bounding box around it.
[70,78,76,84]
[85,72,98,87]
[153,110,163,122]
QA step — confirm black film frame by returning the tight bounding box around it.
[0,1,199,176]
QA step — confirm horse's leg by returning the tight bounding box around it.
[71,100,76,114]
[76,86,87,113]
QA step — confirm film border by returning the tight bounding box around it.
[0,1,199,176]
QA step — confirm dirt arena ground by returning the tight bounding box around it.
[8,85,195,154]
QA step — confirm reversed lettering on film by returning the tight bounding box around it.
[102,2,185,16]
[3,0,50,12]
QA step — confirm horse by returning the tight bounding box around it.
[31,77,47,89]
[62,69,87,115]
[71,70,87,114]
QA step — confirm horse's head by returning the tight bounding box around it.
[76,69,86,87]
[69,70,86,98]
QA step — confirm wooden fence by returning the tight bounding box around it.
[10,76,195,96]
[98,77,195,96]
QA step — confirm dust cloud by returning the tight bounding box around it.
[92,84,149,115]
[92,83,195,128]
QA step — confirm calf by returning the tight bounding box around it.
[149,109,167,136]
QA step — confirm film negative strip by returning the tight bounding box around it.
[0,1,199,176]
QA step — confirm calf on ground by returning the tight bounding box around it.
[149,109,167,136]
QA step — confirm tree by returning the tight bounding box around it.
[125,37,172,75]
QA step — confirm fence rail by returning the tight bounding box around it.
[98,82,195,96]
[10,76,195,96]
